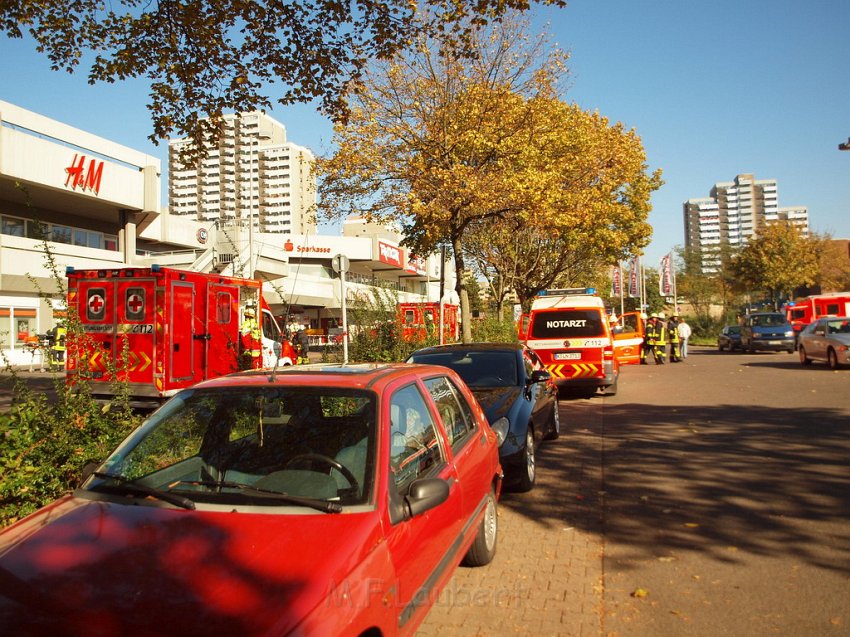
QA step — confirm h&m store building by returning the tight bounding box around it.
[0,99,162,366]
[0,100,453,366]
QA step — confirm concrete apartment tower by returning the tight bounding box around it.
[168,111,317,235]
[683,173,809,273]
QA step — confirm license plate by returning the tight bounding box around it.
[768,340,781,345]
[554,352,581,361]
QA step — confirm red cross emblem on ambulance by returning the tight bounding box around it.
[87,290,106,320]
[126,288,146,320]
[128,293,144,314]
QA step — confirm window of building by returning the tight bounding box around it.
[1,216,26,237]
[0,307,38,346]
[1,216,117,251]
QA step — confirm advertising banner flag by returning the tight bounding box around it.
[628,257,640,298]
[611,265,622,297]
[659,253,673,297]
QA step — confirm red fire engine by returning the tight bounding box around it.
[65,266,289,406]
[398,302,459,343]
[785,292,850,336]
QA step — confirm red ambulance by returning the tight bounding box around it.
[65,266,289,406]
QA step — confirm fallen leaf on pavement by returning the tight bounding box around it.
[631,588,649,599]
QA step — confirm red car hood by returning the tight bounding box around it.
[0,493,383,636]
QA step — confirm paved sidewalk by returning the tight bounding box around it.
[416,398,606,637]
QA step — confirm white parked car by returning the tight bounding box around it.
[797,316,850,369]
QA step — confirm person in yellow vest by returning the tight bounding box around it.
[667,314,682,362]
[50,324,67,366]
[653,313,668,363]
[240,308,262,369]
[294,324,311,364]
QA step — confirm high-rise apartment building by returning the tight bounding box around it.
[168,111,316,235]
[683,173,809,272]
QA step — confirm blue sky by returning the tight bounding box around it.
[1,0,848,266]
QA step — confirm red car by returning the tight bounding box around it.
[0,364,503,636]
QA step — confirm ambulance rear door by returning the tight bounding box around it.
[114,277,156,386]
[205,283,242,378]
[76,277,117,384]
[167,279,198,383]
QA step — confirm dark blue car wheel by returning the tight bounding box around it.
[515,428,536,492]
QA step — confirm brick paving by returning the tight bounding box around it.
[417,397,606,637]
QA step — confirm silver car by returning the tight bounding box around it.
[798,316,850,369]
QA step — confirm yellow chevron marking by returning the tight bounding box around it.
[138,351,152,373]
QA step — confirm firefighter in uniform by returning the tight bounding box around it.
[645,314,666,364]
[50,324,67,366]
[641,314,656,364]
[667,313,682,362]
[240,308,262,369]
[653,313,667,363]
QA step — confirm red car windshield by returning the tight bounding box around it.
[87,387,377,509]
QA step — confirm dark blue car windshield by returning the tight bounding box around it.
[410,351,518,387]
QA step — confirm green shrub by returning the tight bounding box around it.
[0,370,142,527]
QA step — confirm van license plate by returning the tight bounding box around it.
[555,352,581,360]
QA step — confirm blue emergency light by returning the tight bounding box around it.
[538,287,596,296]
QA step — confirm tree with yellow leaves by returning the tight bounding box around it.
[731,222,821,308]
[318,16,661,341]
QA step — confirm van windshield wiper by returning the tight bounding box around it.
[176,479,343,513]
[90,471,196,510]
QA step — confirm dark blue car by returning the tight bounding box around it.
[740,312,795,353]
[407,342,559,492]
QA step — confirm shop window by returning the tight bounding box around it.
[0,308,10,347]
[12,308,37,344]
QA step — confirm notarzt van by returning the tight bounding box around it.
[518,289,619,396]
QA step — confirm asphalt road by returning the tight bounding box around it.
[417,346,850,636]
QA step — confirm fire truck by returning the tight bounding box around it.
[65,266,290,406]
[785,292,850,337]
[518,288,619,395]
[398,302,459,343]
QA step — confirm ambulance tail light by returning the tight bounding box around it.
[603,342,615,359]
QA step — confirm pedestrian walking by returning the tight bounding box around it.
[677,317,692,358]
